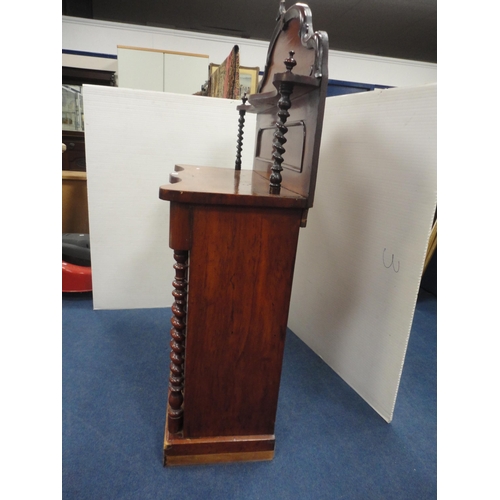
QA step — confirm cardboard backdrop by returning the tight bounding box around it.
[82,83,436,422]
[82,86,255,310]
[288,84,437,421]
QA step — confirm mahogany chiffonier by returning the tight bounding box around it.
[159,1,329,466]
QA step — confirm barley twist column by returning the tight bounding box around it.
[235,93,249,171]
[168,250,188,435]
[270,51,297,195]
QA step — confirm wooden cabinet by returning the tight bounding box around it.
[62,129,88,233]
[62,67,115,232]
[62,170,89,233]
[159,3,329,466]
[62,131,86,172]
[161,180,304,464]
[62,67,116,173]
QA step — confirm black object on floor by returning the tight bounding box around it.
[62,233,91,267]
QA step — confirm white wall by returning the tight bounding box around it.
[62,16,436,88]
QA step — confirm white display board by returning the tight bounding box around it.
[82,83,436,421]
[82,85,255,310]
[288,84,437,422]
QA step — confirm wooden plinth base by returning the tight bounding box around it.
[164,429,275,466]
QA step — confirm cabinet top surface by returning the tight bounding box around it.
[159,165,308,208]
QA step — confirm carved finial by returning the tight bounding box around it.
[241,92,248,105]
[284,51,296,72]
[276,0,286,20]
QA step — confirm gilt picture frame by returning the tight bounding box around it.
[209,64,260,97]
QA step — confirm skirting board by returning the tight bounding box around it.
[164,431,275,466]
[82,83,436,422]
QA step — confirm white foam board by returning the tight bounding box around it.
[82,85,255,310]
[288,84,437,422]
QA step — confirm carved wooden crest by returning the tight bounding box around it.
[247,2,329,205]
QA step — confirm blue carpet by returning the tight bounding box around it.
[62,290,436,499]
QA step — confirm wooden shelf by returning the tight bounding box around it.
[160,165,308,208]
[62,170,89,234]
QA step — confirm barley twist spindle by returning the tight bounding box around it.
[235,93,249,171]
[167,250,188,434]
[270,51,297,194]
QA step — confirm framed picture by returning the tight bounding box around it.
[209,64,260,97]
[239,66,260,95]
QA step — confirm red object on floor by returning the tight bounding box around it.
[62,261,92,292]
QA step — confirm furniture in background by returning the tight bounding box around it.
[117,46,209,94]
[208,56,260,99]
[62,150,92,293]
[62,66,116,210]
[62,67,114,292]
[159,1,329,466]
[62,233,92,293]
[62,170,89,234]
[207,45,240,98]
[62,66,116,172]
[62,131,86,172]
